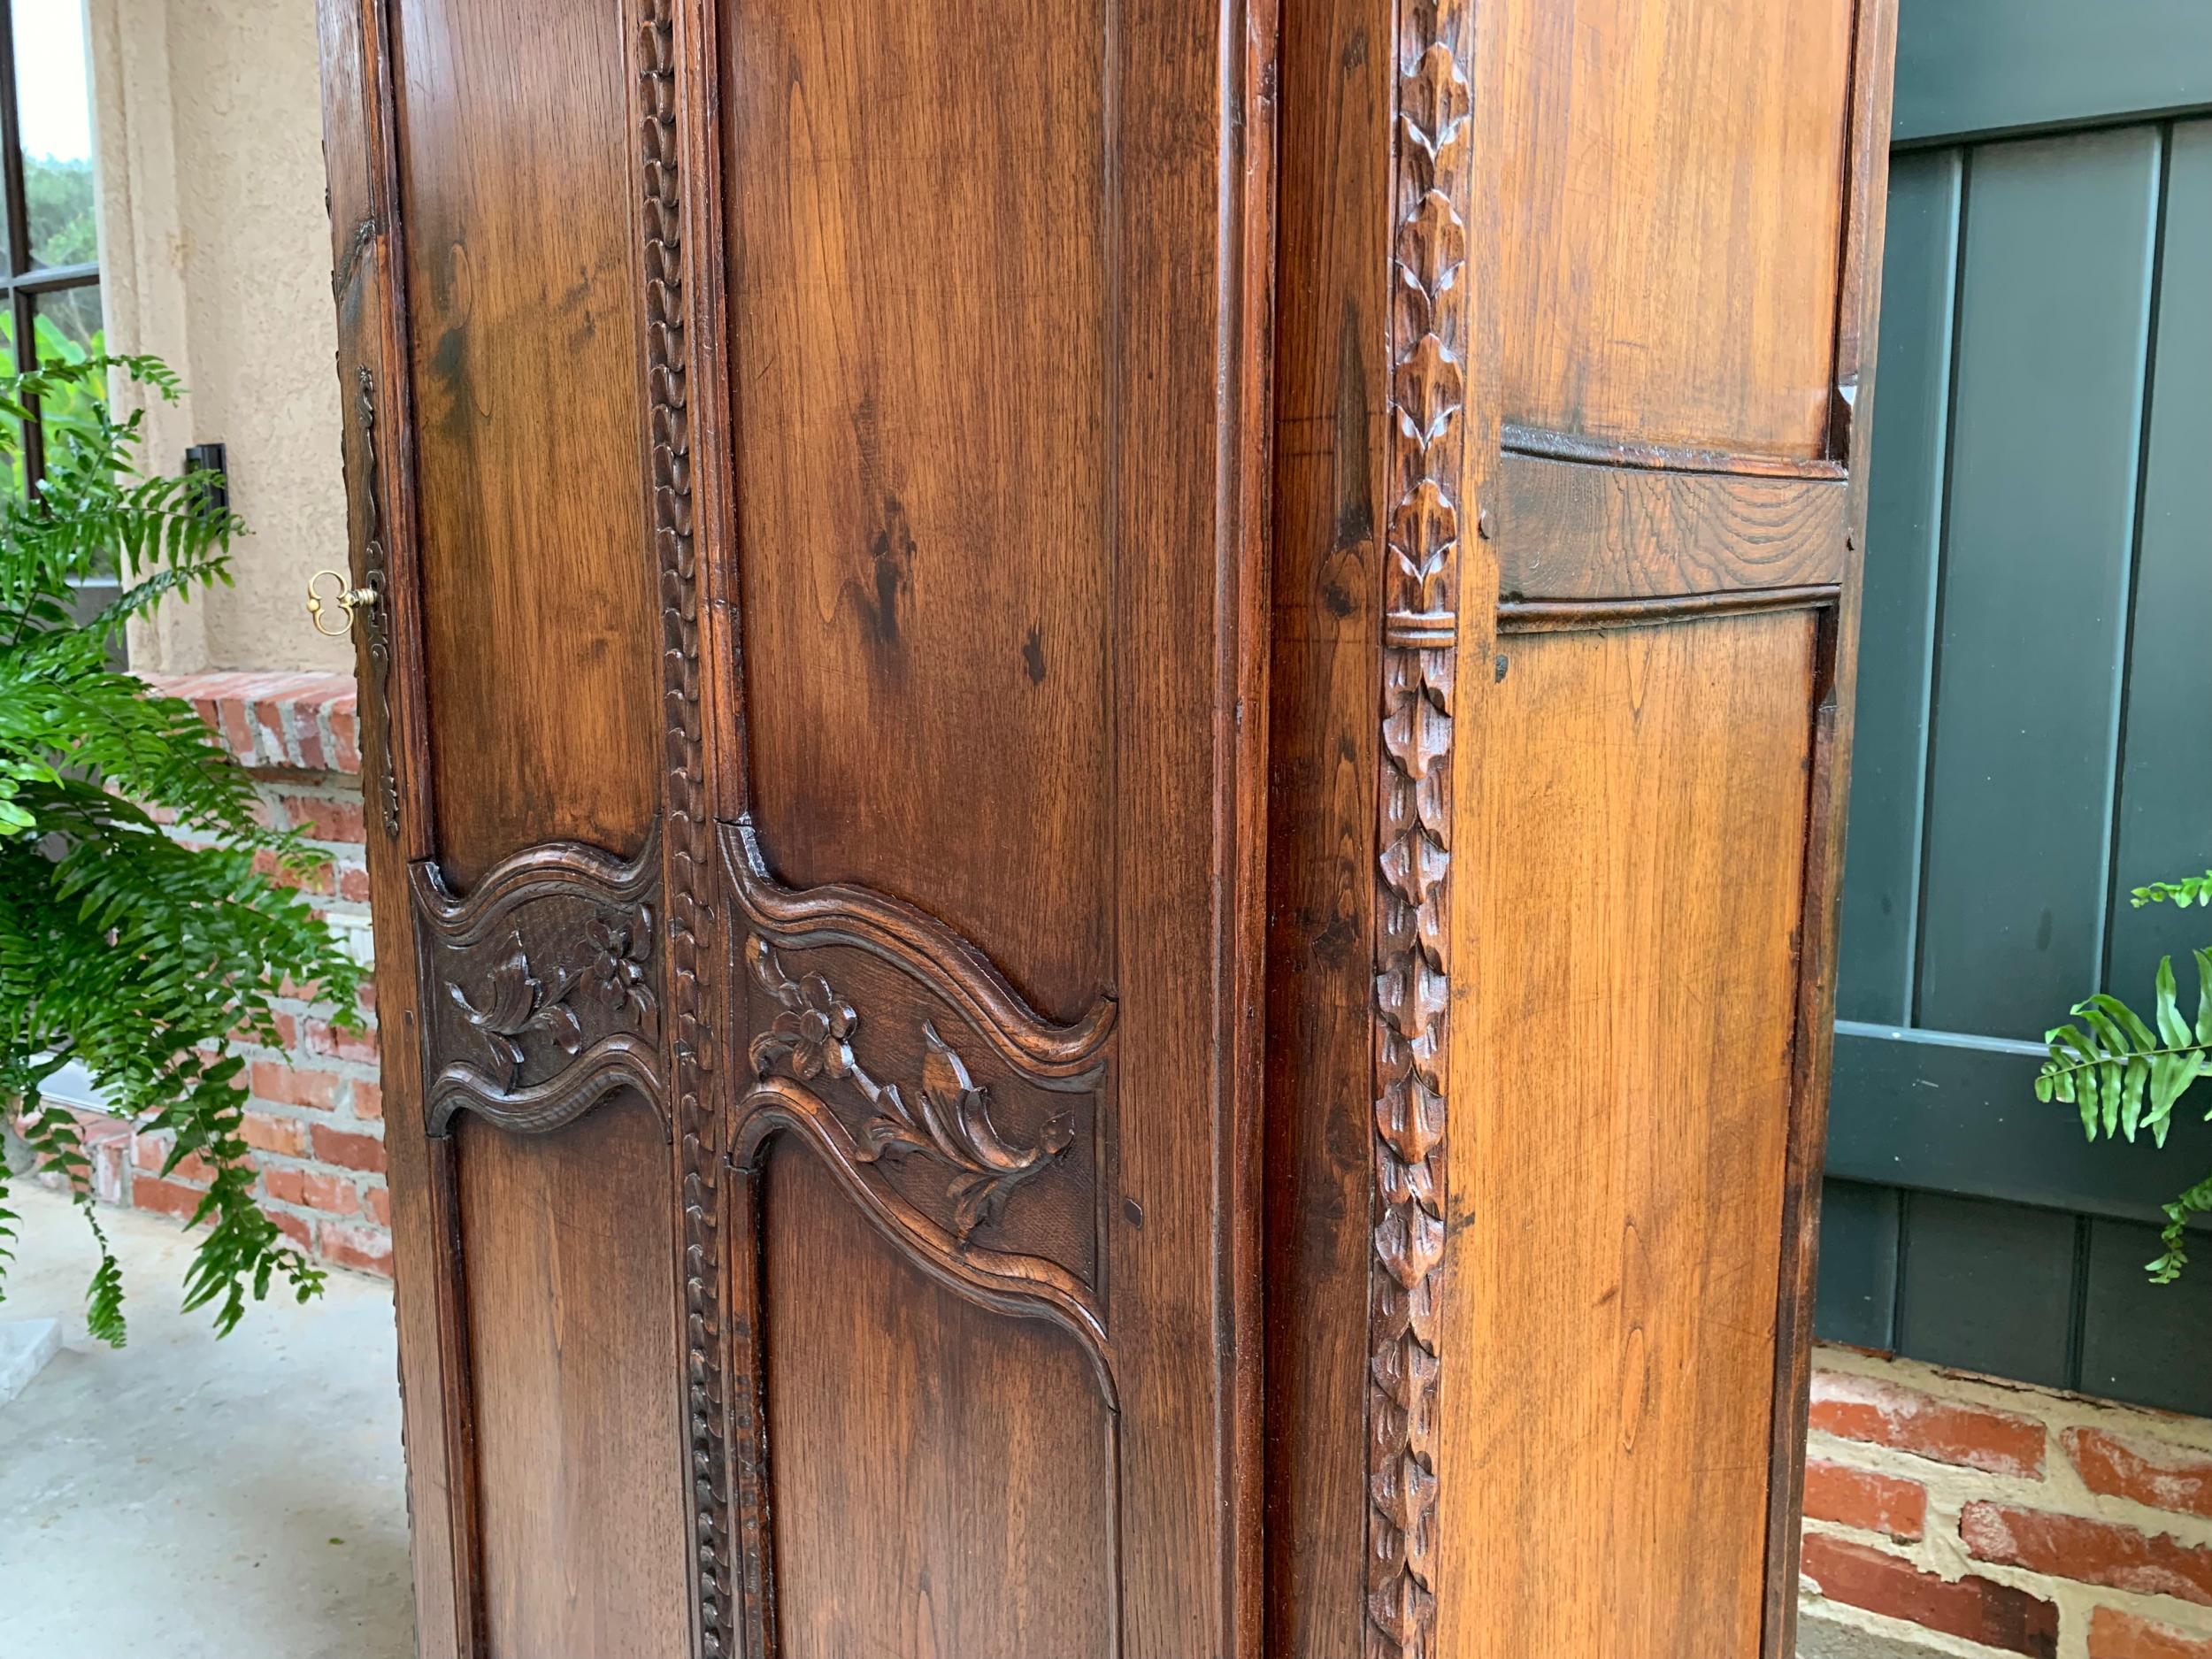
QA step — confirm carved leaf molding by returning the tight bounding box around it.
[1371,5,1470,1656]
[746,936,1075,1242]
[630,0,735,1642]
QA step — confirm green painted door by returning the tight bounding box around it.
[1821,0,2212,1410]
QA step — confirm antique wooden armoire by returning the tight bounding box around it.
[311,0,1896,1650]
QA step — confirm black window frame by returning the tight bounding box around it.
[0,0,101,491]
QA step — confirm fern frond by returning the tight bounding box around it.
[2135,872,2212,910]
[12,1095,127,1344]
[0,354,365,1342]
[2037,950,2212,1144]
[2150,1171,2212,1284]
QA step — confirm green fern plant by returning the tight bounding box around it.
[0,355,366,1343]
[2133,872,2212,911]
[2037,871,2212,1282]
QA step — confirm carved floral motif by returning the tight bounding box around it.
[448,932,583,1085]
[747,938,1075,1242]
[444,910,660,1088]
[750,958,858,1081]
[412,835,667,1138]
[583,908,658,1027]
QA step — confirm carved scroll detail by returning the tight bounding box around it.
[722,818,1115,1081]
[354,365,400,840]
[720,820,1115,1389]
[1370,3,1470,1655]
[411,833,665,1137]
[634,1,731,1648]
[748,939,1076,1242]
[728,1079,1115,1405]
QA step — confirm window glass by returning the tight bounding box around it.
[0,324,19,498]
[36,275,96,357]
[13,0,97,268]
[35,280,101,456]
[0,0,104,524]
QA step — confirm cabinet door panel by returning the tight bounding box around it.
[333,0,699,1653]
[395,0,662,887]
[320,0,738,1648]
[458,1103,690,1659]
[714,0,1271,1653]
[327,0,1268,1632]
[727,0,1112,1024]
[760,1141,1117,1659]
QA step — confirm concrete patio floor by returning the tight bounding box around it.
[0,1183,412,1659]
[0,1182,1885,1659]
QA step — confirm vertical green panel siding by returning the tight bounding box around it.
[1815,1181,1901,1351]
[2079,1217,2212,1416]
[1894,1194,2078,1389]
[1916,128,2160,1041]
[1838,150,1961,1026]
[1825,9,2212,1412]
[1893,0,2212,145]
[2108,123,2212,999]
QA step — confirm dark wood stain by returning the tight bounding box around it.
[1499,453,1849,601]
[391,0,660,888]
[1263,0,1385,1652]
[312,0,1893,1649]
[724,0,1117,1025]
[760,1141,1117,1659]
[457,1101,690,1659]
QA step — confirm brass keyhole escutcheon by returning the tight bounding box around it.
[305,568,379,637]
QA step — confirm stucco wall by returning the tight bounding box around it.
[94,0,349,675]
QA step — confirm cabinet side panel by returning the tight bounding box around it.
[1444,611,1814,1657]
[1494,0,1856,459]
[315,0,464,1644]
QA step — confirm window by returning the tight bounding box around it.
[0,0,100,498]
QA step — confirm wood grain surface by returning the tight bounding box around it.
[1263,0,1388,1647]
[394,0,660,887]
[1493,0,1858,459]
[1441,611,1818,1659]
[718,0,1271,1652]
[1499,453,1848,600]
[760,1141,1117,1659]
[724,0,1112,1024]
[309,0,1893,1647]
[457,1101,690,1658]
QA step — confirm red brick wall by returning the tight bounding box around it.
[54,672,390,1278]
[1802,1346,2212,1658]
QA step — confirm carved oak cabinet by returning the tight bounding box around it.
[311,0,1896,1650]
